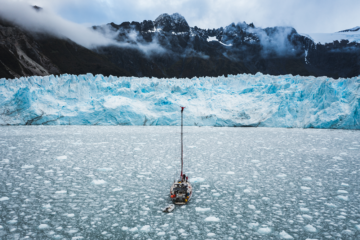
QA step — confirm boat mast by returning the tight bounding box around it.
[181,106,185,177]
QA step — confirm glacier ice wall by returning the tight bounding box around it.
[0,73,359,129]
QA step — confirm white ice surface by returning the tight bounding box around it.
[0,73,359,129]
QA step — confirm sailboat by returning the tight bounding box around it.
[163,107,193,212]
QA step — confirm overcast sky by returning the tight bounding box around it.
[4,0,360,33]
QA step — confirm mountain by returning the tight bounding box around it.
[1,12,360,79]
[0,18,130,79]
[339,26,360,32]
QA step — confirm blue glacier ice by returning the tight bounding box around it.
[0,73,359,128]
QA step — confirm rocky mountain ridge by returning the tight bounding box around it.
[1,12,360,79]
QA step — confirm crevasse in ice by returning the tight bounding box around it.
[0,73,359,128]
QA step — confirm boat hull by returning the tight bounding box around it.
[170,181,193,205]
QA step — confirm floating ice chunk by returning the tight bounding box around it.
[141,206,150,211]
[212,193,221,197]
[279,230,293,239]
[157,232,166,236]
[333,156,343,160]
[207,233,216,237]
[55,190,67,194]
[71,237,83,240]
[356,225,360,230]
[190,177,205,183]
[251,160,260,163]
[248,222,259,229]
[342,229,354,235]
[21,165,34,169]
[262,197,270,201]
[341,183,349,187]
[302,177,312,181]
[226,171,235,174]
[0,197,9,201]
[258,227,271,235]
[67,213,75,217]
[200,185,210,188]
[277,173,287,178]
[134,148,141,151]
[302,214,313,220]
[42,204,51,209]
[140,225,151,232]
[337,190,348,194]
[92,180,106,185]
[204,216,220,222]
[112,188,123,192]
[121,227,129,231]
[196,207,211,212]
[38,224,49,229]
[187,146,196,148]
[56,156,67,160]
[68,229,78,234]
[337,195,348,201]
[300,207,310,212]
[129,227,138,232]
[304,224,316,232]
[325,203,337,207]
[248,205,256,210]
[243,189,251,193]
[97,168,113,171]
[301,186,311,190]
[7,219,17,224]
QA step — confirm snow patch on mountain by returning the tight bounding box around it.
[0,73,359,128]
[302,31,360,44]
[207,36,232,46]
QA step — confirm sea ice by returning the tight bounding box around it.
[304,224,317,232]
[257,227,271,234]
[92,180,107,185]
[204,217,220,222]
[0,126,359,239]
[279,230,293,239]
[38,224,49,229]
[190,177,205,183]
[140,225,151,232]
[337,195,349,201]
[195,207,211,212]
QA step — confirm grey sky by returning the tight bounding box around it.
[4,0,360,33]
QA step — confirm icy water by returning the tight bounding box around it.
[0,126,360,240]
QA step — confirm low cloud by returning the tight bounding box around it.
[0,0,166,55]
[248,27,300,57]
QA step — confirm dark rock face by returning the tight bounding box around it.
[0,19,130,79]
[154,13,190,32]
[1,13,360,79]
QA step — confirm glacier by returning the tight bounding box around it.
[0,73,359,129]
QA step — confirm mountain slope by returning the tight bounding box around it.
[0,18,130,79]
[1,13,360,79]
